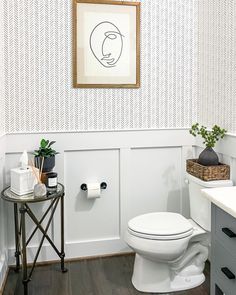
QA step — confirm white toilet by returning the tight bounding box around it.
[125,173,233,293]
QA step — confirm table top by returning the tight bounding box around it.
[1,183,64,203]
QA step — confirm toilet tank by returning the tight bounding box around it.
[187,173,233,231]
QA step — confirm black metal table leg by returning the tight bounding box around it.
[14,203,20,272]
[27,198,60,280]
[60,193,67,273]
[20,204,29,295]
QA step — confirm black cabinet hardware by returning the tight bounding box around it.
[222,228,236,238]
[221,267,235,280]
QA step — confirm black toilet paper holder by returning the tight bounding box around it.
[80,182,107,191]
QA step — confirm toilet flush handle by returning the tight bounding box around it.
[184,179,189,185]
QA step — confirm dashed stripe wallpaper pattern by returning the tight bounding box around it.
[0,0,5,135]
[198,0,236,133]
[3,0,198,133]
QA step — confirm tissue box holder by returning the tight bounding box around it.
[11,167,38,195]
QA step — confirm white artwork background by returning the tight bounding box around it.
[77,3,137,84]
[84,12,131,77]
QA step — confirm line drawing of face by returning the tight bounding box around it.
[89,21,124,68]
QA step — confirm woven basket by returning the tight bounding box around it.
[186,159,230,181]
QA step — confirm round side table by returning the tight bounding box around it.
[1,184,67,295]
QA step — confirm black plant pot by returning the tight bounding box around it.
[198,147,219,166]
[35,156,55,173]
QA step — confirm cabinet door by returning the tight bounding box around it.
[215,206,236,256]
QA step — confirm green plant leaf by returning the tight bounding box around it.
[189,123,226,148]
[35,139,59,157]
[48,141,56,148]
[40,139,49,148]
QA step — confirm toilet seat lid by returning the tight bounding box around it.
[128,212,193,237]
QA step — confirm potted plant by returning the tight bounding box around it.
[189,123,227,166]
[34,139,59,172]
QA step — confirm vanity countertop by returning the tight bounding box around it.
[202,186,236,219]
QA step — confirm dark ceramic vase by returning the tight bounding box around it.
[35,156,55,172]
[198,147,219,166]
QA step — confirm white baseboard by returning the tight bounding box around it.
[8,244,59,266]
[8,237,131,265]
[65,237,131,259]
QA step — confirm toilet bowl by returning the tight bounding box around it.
[125,174,233,293]
[125,212,208,293]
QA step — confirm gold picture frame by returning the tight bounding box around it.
[73,0,140,88]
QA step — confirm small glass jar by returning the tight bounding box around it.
[46,172,58,191]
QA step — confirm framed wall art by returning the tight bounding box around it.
[73,0,140,88]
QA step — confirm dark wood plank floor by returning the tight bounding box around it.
[3,254,210,295]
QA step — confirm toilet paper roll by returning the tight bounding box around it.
[87,183,101,199]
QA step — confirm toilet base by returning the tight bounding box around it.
[132,254,205,293]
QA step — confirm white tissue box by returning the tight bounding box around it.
[11,167,38,196]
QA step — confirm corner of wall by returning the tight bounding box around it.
[0,134,8,290]
[0,0,8,288]
[0,0,5,137]
[197,0,236,133]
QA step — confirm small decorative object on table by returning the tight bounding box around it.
[33,138,59,190]
[46,172,58,192]
[30,156,47,197]
[187,123,229,181]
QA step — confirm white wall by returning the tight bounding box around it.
[3,0,198,133]
[5,130,194,263]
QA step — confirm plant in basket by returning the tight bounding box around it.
[189,123,227,166]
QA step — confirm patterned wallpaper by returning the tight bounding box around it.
[3,0,198,133]
[198,0,236,133]
[0,0,5,135]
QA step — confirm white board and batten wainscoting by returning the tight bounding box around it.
[2,129,236,280]
[4,129,194,264]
